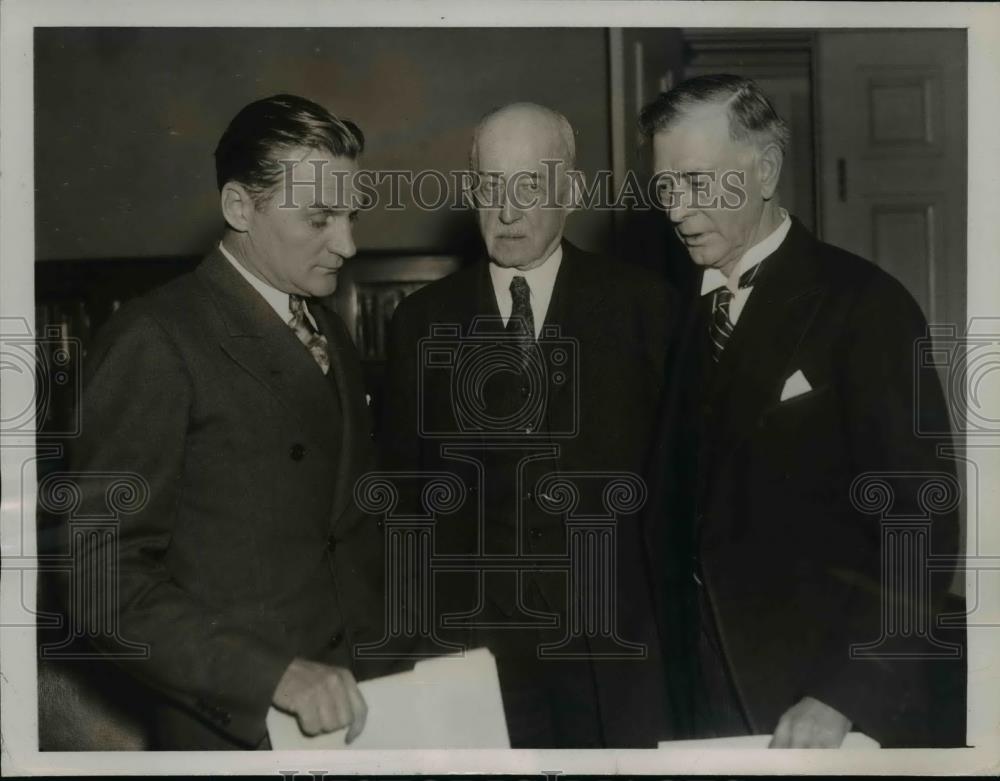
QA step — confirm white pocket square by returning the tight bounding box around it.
[780,369,812,401]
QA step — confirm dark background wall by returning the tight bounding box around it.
[35,27,614,261]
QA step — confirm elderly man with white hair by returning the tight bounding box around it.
[381,102,676,747]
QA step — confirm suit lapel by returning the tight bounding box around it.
[475,258,503,321]
[701,219,827,494]
[311,302,374,531]
[472,261,507,450]
[539,242,606,413]
[197,249,341,457]
[675,293,716,513]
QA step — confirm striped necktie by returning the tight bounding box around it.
[709,261,764,362]
[288,295,331,374]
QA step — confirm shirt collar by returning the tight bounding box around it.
[488,243,564,297]
[219,241,292,322]
[700,209,791,296]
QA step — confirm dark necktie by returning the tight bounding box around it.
[709,261,764,362]
[288,294,331,374]
[506,276,535,344]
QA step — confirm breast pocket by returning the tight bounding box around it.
[753,384,846,488]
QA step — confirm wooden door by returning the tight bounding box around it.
[819,30,968,596]
[682,31,817,232]
[817,30,967,330]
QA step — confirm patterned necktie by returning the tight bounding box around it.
[507,276,535,344]
[288,295,331,374]
[709,261,764,362]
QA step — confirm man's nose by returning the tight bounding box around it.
[667,190,695,224]
[499,185,519,225]
[328,221,356,259]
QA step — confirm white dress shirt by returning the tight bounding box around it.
[700,209,791,325]
[488,244,563,338]
[219,241,318,330]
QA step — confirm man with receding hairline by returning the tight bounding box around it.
[642,75,963,748]
[382,102,674,747]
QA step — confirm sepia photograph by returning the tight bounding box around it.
[1,0,998,776]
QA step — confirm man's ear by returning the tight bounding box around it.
[220,182,255,232]
[757,142,784,201]
[563,169,582,213]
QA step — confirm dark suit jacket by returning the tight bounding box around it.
[650,217,965,747]
[380,240,676,746]
[68,248,387,749]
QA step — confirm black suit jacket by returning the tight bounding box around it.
[68,248,388,748]
[381,241,676,746]
[651,218,965,746]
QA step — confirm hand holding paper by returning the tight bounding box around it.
[271,658,368,743]
[267,648,509,749]
[769,696,852,748]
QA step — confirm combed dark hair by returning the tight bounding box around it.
[638,74,790,154]
[214,93,364,200]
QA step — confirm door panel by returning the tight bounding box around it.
[818,30,967,596]
[817,30,967,330]
[681,31,817,232]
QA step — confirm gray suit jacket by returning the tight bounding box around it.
[69,248,387,748]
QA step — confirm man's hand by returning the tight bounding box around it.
[768,696,851,748]
[272,658,368,743]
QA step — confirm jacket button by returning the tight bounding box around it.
[326,535,337,552]
[329,630,345,648]
[529,528,543,540]
[290,443,306,461]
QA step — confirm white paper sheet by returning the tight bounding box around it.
[266,647,510,749]
[658,731,881,750]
